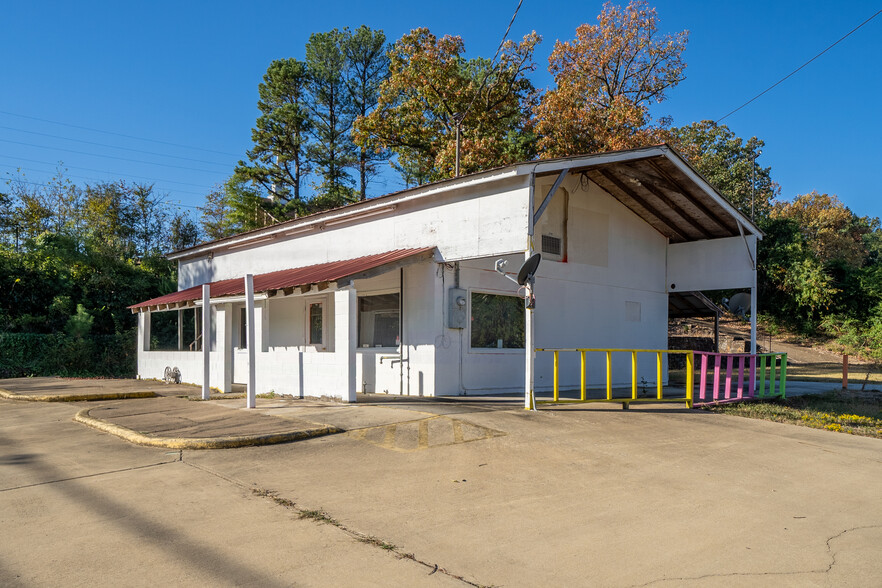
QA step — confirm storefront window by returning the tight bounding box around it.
[358,293,400,348]
[470,292,524,349]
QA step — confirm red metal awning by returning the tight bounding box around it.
[129,247,436,312]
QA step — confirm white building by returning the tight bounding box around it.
[130,145,761,404]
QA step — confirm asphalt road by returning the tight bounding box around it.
[2,393,881,587]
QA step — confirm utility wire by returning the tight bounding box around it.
[0,154,215,189]
[0,163,207,198]
[0,124,233,167]
[458,0,525,125]
[0,138,225,174]
[717,7,882,123]
[0,109,241,157]
[2,175,206,209]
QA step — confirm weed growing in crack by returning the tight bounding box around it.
[359,536,395,550]
[300,509,339,526]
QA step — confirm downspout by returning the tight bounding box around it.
[455,262,467,395]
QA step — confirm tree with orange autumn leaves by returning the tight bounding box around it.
[534,0,688,156]
[352,28,540,185]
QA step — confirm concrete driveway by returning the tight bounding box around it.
[1,386,880,587]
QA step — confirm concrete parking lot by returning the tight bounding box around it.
[1,380,880,587]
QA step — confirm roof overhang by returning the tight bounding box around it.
[669,291,725,318]
[129,247,437,313]
[520,145,762,244]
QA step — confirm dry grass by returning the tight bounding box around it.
[704,391,882,439]
[784,362,882,386]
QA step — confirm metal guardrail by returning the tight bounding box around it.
[693,352,786,406]
[534,348,694,409]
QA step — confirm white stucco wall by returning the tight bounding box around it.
[176,176,531,289]
[666,235,757,292]
[138,166,754,399]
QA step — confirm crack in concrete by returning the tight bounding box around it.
[823,524,882,578]
[632,524,882,587]
[180,456,492,587]
[0,458,178,492]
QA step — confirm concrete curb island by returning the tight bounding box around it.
[0,388,158,402]
[74,407,344,450]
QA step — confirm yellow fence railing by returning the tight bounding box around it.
[534,348,694,409]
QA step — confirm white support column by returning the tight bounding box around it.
[525,252,535,410]
[177,309,183,351]
[525,171,536,410]
[136,311,150,378]
[219,304,233,393]
[245,274,256,408]
[201,284,210,400]
[335,286,358,403]
[139,311,151,352]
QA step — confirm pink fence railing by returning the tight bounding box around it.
[692,352,787,406]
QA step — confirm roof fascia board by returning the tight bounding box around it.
[168,168,522,261]
[518,146,667,176]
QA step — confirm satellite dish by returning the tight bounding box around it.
[517,253,542,286]
[726,292,751,318]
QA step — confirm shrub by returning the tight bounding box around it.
[0,330,137,378]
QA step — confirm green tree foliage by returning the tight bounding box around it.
[168,211,200,251]
[344,25,390,200]
[306,28,357,207]
[236,58,312,209]
[0,171,180,356]
[353,27,540,185]
[199,176,279,240]
[671,121,778,221]
[758,193,882,339]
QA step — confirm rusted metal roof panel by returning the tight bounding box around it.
[129,247,435,311]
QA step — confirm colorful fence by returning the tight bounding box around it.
[534,348,694,409]
[693,352,787,406]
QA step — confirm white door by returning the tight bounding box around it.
[232,306,249,384]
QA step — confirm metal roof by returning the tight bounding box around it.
[129,247,436,312]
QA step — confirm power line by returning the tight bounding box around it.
[0,153,221,189]
[0,163,208,198]
[717,7,882,123]
[0,109,242,157]
[460,0,525,125]
[2,175,206,210]
[0,124,233,167]
[0,138,228,174]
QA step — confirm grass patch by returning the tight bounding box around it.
[704,391,882,438]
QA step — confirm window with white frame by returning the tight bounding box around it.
[308,301,324,346]
[470,292,524,349]
[358,293,400,348]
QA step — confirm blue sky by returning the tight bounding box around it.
[2,1,880,221]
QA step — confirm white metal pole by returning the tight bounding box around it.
[201,284,210,400]
[245,274,256,408]
[525,171,536,410]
